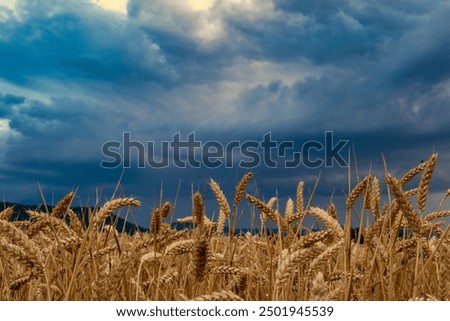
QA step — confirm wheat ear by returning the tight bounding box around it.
[160,201,173,219]
[417,153,438,213]
[438,241,450,300]
[246,194,281,226]
[209,265,246,276]
[192,233,210,282]
[346,175,372,210]
[0,220,44,272]
[371,176,381,217]
[296,181,305,214]
[210,179,231,236]
[193,290,243,301]
[150,208,161,235]
[9,272,34,291]
[385,173,422,234]
[294,230,333,249]
[94,198,141,227]
[310,238,344,270]
[308,207,344,239]
[0,206,14,221]
[275,242,326,287]
[234,172,254,207]
[285,198,294,219]
[193,192,205,227]
[51,191,75,218]
[327,202,338,220]
[309,272,329,300]
[400,160,427,186]
[165,239,196,255]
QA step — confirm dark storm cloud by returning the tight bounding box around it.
[0,0,172,87]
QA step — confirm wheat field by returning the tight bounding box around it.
[1,153,449,301]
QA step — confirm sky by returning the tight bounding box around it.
[0,0,449,229]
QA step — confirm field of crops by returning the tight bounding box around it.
[1,153,449,301]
